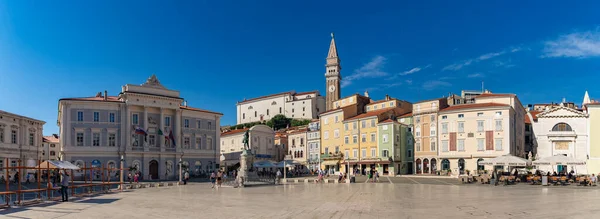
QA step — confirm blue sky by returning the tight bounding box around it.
[1,1,600,135]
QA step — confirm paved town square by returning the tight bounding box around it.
[2,182,600,219]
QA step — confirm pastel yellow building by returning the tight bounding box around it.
[586,103,600,173]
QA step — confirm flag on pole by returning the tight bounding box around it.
[134,127,147,135]
[169,130,176,146]
[158,129,164,136]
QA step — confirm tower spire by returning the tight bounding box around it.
[583,90,591,107]
[327,32,338,58]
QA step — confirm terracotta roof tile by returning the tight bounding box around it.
[345,108,395,121]
[440,103,510,112]
[43,135,59,143]
[529,111,541,122]
[59,96,121,102]
[398,112,412,118]
[221,128,249,137]
[379,119,397,124]
[180,106,223,115]
[474,93,515,98]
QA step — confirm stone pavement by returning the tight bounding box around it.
[2,182,600,219]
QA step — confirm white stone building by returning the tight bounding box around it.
[235,91,325,124]
[531,105,589,174]
[220,125,276,167]
[0,110,45,179]
[42,134,60,161]
[287,128,308,170]
[58,75,223,180]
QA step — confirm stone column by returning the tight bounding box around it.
[143,106,148,148]
[175,109,182,151]
[125,105,131,151]
[160,108,164,149]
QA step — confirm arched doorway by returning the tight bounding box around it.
[149,160,159,180]
[477,158,484,174]
[458,158,465,174]
[441,159,450,171]
[431,158,437,174]
[423,159,430,174]
[415,159,422,174]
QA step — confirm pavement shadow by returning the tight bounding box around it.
[76,198,119,204]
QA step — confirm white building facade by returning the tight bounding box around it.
[236,91,325,124]
[0,110,45,179]
[307,120,321,171]
[287,128,308,170]
[220,125,276,167]
[58,75,222,180]
[42,134,60,161]
[532,106,589,174]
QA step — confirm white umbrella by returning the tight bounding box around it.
[275,160,301,168]
[478,154,531,166]
[532,154,586,166]
[253,160,276,168]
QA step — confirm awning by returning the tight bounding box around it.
[479,154,531,166]
[322,160,340,166]
[533,154,586,166]
[343,160,391,165]
[36,160,80,170]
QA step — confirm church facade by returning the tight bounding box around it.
[58,75,223,180]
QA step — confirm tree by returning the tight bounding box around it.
[269,114,290,130]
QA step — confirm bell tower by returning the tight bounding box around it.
[325,33,341,111]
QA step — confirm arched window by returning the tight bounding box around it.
[415,159,422,174]
[441,159,450,170]
[458,158,465,174]
[477,158,484,172]
[271,101,277,105]
[552,123,572,131]
[248,106,253,110]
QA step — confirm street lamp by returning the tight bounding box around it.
[179,158,183,185]
[120,155,124,191]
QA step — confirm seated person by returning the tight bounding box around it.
[590,174,597,186]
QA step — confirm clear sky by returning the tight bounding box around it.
[1,1,600,136]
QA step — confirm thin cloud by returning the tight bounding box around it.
[422,80,451,90]
[341,55,388,87]
[405,79,413,85]
[467,73,484,78]
[442,47,521,71]
[399,64,431,76]
[366,82,404,91]
[542,29,600,58]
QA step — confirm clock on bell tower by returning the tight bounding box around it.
[325,33,341,111]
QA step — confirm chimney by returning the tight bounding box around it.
[364,90,370,98]
[104,90,108,101]
[96,92,102,97]
[385,94,390,101]
[184,101,188,107]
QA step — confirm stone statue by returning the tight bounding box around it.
[242,130,250,150]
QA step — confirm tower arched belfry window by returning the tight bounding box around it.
[552,123,572,131]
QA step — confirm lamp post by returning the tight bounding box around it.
[120,155,124,191]
[178,158,182,185]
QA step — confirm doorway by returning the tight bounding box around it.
[149,160,159,180]
[407,162,413,174]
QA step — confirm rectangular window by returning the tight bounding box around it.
[477,139,484,151]
[495,120,502,131]
[362,149,367,157]
[353,122,357,130]
[197,121,202,129]
[335,146,339,153]
[361,134,366,142]
[371,148,376,157]
[458,122,465,133]
[442,141,448,152]
[458,114,464,118]
[345,150,349,158]
[324,131,329,139]
[184,137,190,149]
[370,133,376,142]
[477,112,483,117]
[335,116,339,123]
[458,139,465,151]
[390,102,394,106]
[430,115,435,122]
[495,139,503,151]
[442,115,447,120]
[430,128,436,136]
[496,111,502,116]
[382,150,389,157]
[324,118,329,125]
[132,114,139,125]
[416,142,421,151]
[207,138,213,150]
[149,135,156,146]
[431,141,436,151]
[92,133,100,146]
[77,111,84,121]
[76,133,84,146]
[334,129,339,138]
[93,112,99,122]
[109,113,115,123]
[165,117,171,126]
[29,133,34,146]
[407,149,412,157]
[383,134,388,143]
[108,133,116,146]
[353,149,358,158]
[208,122,212,130]
[361,121,366,128]
[0,128,4,143]
[344,123,348,131]
[196,137,202,149]
[344,136,349,144]
[325,147,329,154]
[184,119,189,128]
[367,106,371,111]
[442,123,448,134]
[416,127,420,137]
[11,130,17,144]
[371,119,375,127]
[477,120,484,132]
[352,135,358,143]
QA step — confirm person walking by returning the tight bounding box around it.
[184,171,190,185]
[216,171,223,188]
[276,169,282,184]
[210,171,216,188]
[375,170,380,183]
[60,171,70,202]
[127,173,132,184]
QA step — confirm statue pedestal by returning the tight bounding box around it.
[237,149,255,187]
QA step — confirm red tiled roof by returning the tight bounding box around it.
[345,108,395,121]
[474,93,515,98]
[295,91,319,96]
[221,128,249,137]
[59,96,121,102]
[379,119,397,124]
[180,106,223,115]
[529,111,541,122]
[43,135,59,143]
[440,103,510,112]
[398,112,412,118]
[237,91,293,104]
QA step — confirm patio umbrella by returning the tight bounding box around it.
[253,160,276,168]
[532,154,586,166]
[478,154,531,167]
[275,160,301,168]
